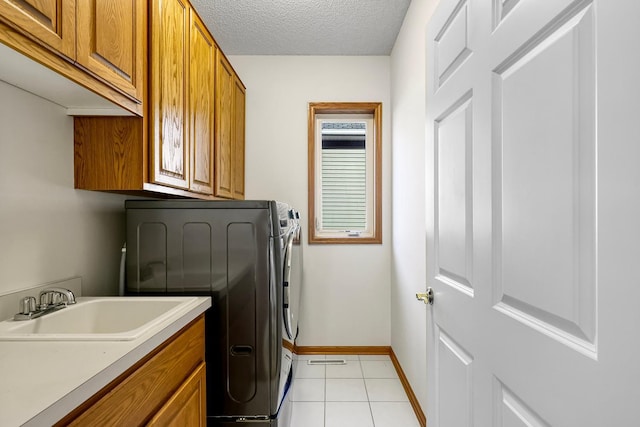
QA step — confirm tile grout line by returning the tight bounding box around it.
[321,359,328,426]
[359,355,376,427]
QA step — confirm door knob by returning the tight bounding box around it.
[416,288,434,305]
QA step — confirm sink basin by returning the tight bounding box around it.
[0,297,201,341]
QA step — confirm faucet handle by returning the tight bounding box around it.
[19,296,36,314]
[38,287,76,307]
[50,292,63,305]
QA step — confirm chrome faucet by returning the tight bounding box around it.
[38,287,76,307]
[13,287,76,321]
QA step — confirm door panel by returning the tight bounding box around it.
[150,0,189,189]
[434,0,472,89]
[215,52,234,198]
[233,77,246,199]
[0,0,75,58]
[147,363,206,427]
[436,329,473,427]
[188,10,215,195]
[492,0,522,29]
[76,0,144,101]
[435,93,474,295]
[425,0,640,426]
[492,3,596,353]
[495,381,550,427]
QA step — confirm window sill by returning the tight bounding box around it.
[308,235,382,245]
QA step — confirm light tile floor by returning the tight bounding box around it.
[289,354,420,427]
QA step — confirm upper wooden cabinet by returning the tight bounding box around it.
[215,54,245,200]
[215,51,234,198]
[150,0,218,195]
[188,10,216,195]
[0,0,144,113]
[233,76,246,200]
[0,0,76,58]
[76,0,145,101]
[150,0,190,190]
[73,0,245,200]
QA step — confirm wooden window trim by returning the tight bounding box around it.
[308,102,382,244]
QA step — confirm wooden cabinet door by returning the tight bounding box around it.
[0,0,75,58]
[214,51,234,199]
[76,0,145,101]
[188,11,215,195]
[59,317,206,427]
[147,363,207,427]
[150,0,189,190]
[232,77,246,200]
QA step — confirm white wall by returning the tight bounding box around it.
[0,81,129,297]
[390,0,440,412]
[228,56,391,346]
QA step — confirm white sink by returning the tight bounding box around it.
[0,297,201,341]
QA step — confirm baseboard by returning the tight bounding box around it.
[295,345,390,355]
[282,339,295,353]
[291,345,426,426]
[390,348,427,427]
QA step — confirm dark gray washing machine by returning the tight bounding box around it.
[124,199,301,426]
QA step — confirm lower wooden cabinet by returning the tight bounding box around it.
[56,316,206,426]
[148,363,206,427]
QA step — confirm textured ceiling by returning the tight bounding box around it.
[189,0,412,55]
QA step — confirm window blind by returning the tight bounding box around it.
[321,131,367,230]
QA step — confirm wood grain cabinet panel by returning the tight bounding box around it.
[74,116,144,190]
[72,0,246,200]
[148,362,207,427]
[57,316,206,427]
[76,0,144,101]
[215,51,234,198]
[150,0,190,190]
[188,10,215,195]
[0,0,75,58]
[232,76,246,200]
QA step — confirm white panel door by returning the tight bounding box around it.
[424,0,640,425]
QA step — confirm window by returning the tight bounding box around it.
[308,102,382,244]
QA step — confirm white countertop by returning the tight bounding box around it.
[0,296,211,427]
